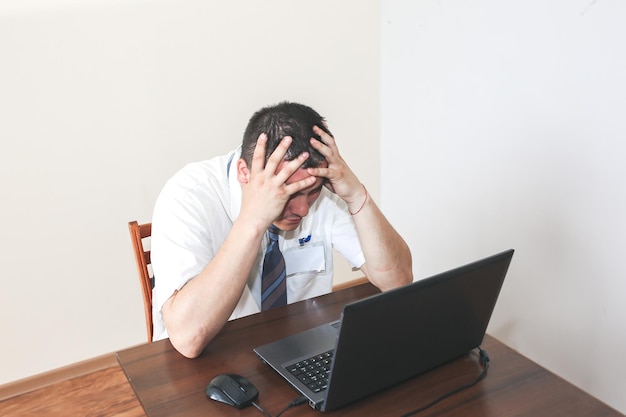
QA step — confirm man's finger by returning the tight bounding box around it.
[250,133,268,173]
[313,125,336,147]
[264,136,292,174]
[275,151,310,183]
[284,175,318,195]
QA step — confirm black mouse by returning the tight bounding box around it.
[205,373,259,409]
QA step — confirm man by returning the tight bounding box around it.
[151,102,412,358]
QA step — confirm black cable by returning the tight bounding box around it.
[251,395,308,417]
[252,348,489,417]
[399,347,490,417]
[275,395,308,417]
[251,400,273,417]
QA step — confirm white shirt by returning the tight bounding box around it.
[151,147,364,341]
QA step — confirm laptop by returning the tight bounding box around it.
[253,249,514,412]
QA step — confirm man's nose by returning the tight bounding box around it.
[288,195,310,217]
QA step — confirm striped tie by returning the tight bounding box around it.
[261,225,287,310]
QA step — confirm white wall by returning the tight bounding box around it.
[0,0,376,385]
[4,1,624,413]
[382,0,626,413]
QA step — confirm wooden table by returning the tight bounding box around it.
[117,283,624,417]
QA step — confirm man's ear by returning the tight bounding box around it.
[236,158,250,184]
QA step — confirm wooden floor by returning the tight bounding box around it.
[0,365,145,417]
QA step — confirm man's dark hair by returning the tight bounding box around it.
[241,102,332,168]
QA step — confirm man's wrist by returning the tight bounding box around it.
[232,215,269,240]
[348,184,368,216]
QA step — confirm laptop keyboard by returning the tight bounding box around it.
[285,350,334,393]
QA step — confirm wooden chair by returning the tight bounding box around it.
[128,221,154,342]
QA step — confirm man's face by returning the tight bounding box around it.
[273,161,327,231]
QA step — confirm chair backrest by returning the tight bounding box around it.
[128,221,154,342]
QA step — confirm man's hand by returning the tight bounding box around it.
[307,126,413,292]
[306,126,367,214]
[238,134,317,230]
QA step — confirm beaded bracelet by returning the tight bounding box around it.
[349,184,368,215]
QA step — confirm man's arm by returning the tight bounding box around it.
[161,218,264,358]
[307,126,413,290]
[344,185,413,290]
[162,135,317,358]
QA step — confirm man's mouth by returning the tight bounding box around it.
[281,215,303,224]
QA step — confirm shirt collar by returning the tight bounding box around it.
[228,146,243,222]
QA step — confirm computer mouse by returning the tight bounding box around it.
[205,373,259,409]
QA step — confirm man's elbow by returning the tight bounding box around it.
[365,263,413,291]
[172,337,205,359]
[163,311,214,358]
[388,267,413,289]
[167,327,209,359]
[397,248,414,285]
[386,254,413,289]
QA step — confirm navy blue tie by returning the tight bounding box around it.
[261,225,287,310]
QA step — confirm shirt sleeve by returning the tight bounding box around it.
[328,193,366,269]
[151,176,217,313]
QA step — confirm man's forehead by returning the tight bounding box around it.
[276,158,326,186]
[284,167,324,186]
[276,158,327,172]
